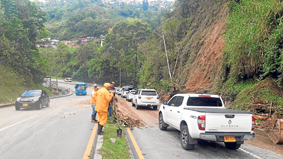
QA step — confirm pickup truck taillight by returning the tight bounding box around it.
[198,115,206,130]
[252,116,256,131]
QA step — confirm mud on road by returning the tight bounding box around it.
[115,96,158,127]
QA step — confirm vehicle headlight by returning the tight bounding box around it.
[33,97,40,102]
[16,97,21,102]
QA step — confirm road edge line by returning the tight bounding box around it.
[239,148,262,159]
[126,127,145,159]
[83,123,98,159]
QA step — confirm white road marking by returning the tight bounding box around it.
[239,148,262,159]
[0,115,37,132]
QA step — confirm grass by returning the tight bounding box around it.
[0,65,54,104]
[99,115,131,159]
[0,65,26,103]
[224,0,283,85]
[231,78,283,112]
[222,78,255,93]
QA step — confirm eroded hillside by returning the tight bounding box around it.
[171,0,230,93]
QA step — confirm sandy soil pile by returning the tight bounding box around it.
[114,98,146,128]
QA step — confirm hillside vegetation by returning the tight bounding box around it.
[223,0,283,111]
[0,0,51,101]
[0,65,48,103]
[40,1,164,40]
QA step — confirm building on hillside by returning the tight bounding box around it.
[36,38,59,49]
[100,35,105,47]
[81,38,88,43]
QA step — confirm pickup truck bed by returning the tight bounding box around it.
[184,108,252,114]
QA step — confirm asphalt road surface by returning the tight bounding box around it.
[116,96,283,159]
[0,81,94,159]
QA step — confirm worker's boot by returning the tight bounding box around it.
[97,123,102,134]
[97,124,105,135]
[93,114,97,123]
[91,115,94,123]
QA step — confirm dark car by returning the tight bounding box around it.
[15,90,50,110]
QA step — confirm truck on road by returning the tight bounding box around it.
[158,94,255,150]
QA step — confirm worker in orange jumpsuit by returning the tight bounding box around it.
[91,84,99,123]
[95,83,114,135]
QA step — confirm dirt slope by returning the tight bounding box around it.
[185,19,226,92]
[172,1,229,93]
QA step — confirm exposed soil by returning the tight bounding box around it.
[184,19,226,93]
[115,96,158,127]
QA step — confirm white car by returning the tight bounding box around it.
[121,86,133,98]
[126,90,136,102]
[64,78,72,82]
[158,94,255,150]
[132,89,159,110]
[116,88,122,95]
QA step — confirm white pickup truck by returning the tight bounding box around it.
[158,94,255,150]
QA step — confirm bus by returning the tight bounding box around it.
[74,83,87,95]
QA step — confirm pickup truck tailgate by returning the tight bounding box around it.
[186,108,252,132]
[206,113,252,132]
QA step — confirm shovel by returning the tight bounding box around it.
[113,103,122,138]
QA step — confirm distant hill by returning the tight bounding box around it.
[37,0,166,40]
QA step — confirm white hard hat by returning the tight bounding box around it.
[93,84,97,88]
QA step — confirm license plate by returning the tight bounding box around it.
[224,136,236,142]
[23,104,28,107]
[147,98,151,100]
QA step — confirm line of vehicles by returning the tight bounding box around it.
[117,86,255,151]
[116,86,159,110]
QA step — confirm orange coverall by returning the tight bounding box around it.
[95,87,113,126]
[90,88,98,104]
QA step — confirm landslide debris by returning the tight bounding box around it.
[113,97,145,128]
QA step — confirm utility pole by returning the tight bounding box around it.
[134,53,138,88]
[154,31,172,82]
[120,68,122,87]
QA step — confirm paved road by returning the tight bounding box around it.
[131,126,283,159]
[116,95,283,159]
[0,82,94,159]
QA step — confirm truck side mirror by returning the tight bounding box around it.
[163,101,168,105]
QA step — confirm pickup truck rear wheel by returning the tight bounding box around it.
[132,102,135,107]
[224,142,241,150]
[159,113,168,130]
[181,125,195,150]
